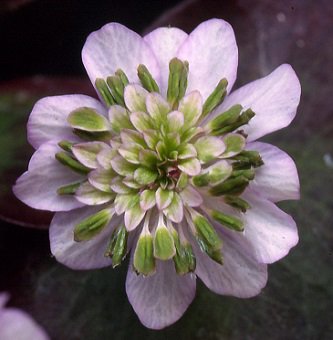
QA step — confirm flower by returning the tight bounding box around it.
[13,19,301,329]
[0,293,49,339]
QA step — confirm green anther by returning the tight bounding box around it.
[192,173,210,187]
[216,108,255,134]
[115,69,129,87]
[194,214,222,251]
[209,175,249,196]
[231,169,255,180]
[137,64,160,93]
[57,182,81,195]
[68,107,110,132]
[74,208,113,242]
[167,58,189,109]
[206,248,224,265]
[107,75,125,106]
[73,129,112,142]
[58,140,74,152]
[172,231,196,275]
[133,233,155,276]
[224,195,251,212]
[95,78,115,107]
[211,210,244,232]
[209,104,242,132]
[202,78,228,118]
[55,152,90,174]
[232,150,264,169]
[105,225,128,267]
[153,224,176,260]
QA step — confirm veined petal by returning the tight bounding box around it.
[0,307,50,340]
[235,191,299,264]
[50,207,120,269]
[126,259,196,329]
[180,186,203,207]
[177,19,238,99]
[248,142,300,202]
[194,233,268,298]
[216,64,301,141]
[82,22,160,86]
[144,27,188,96]
[13,142,84,211]
[28,95,106,149]
[167,111,184,132]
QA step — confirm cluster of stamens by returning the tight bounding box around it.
[54,58,263,276]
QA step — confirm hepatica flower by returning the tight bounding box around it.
[14,19,301,329]
[0,293,49,339]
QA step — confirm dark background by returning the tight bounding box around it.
[0,0,332,339]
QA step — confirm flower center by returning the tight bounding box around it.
[54,58,263,276]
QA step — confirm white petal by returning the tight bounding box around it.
[249,142,300,202]
[28,95,106,149]
[177,19,238,99]
[50,207,120,269]
[194,233,267,298]
[216,64,301,141]
[13,142,84,212]
[236,191,299,264]
[0,308,49,340]
[82,23,160,85]
[126,259,196,329]
[144,27,188,95]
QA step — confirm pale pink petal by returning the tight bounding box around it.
[248,142,300,202]
[177,19,238,99]
[126,260,196,329]
[144,27,188,95]
[28,95,106,149]
[0,293,9,309]
[194,234,267,298]
[50,206,121,269]
[13,142,84,212]
[234,191,299,264]
[180,186,203,207]
[215,64,301,141]
[0,307,49,340]
[82,23,160,86]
